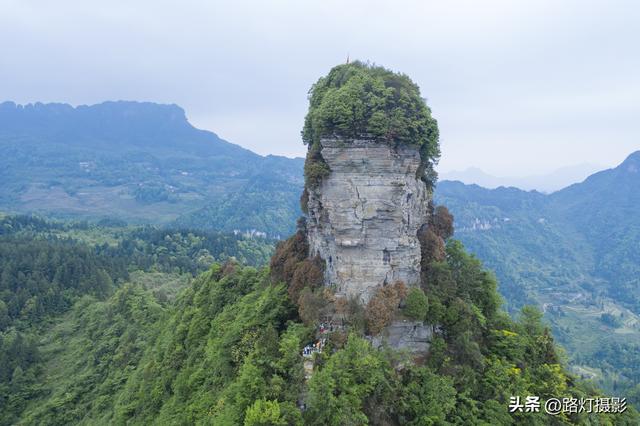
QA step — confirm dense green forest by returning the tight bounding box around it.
[0,203,637,423]
[0,214,276,424]
[2,213,636,424]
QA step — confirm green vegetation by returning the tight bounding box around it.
[250,205,640,423]
[600,312,623,328]
[302,141,331,189]
[0,214,277,423]
[301,61,440,188]
[436,156,640,405]
[112,265,303,425]
[11,264,305,425]
[0,101,304,238]
[173,176,302,240]
[0,215,275,273]
[305,335,456,425]
[404,287,428,320]
[18,285,164,425]
[0,210,637,423]
[0,237,122,328]
[302,61,439,153]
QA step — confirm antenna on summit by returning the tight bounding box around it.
[346,54,350,64]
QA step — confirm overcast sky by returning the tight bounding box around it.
[1,0,639,176]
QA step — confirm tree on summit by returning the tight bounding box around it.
[301,61,440,189]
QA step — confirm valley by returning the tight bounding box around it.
[1,99,639,418]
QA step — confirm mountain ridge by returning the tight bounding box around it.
[0,100,272,159]
[436,151,640,400]
[0,100,304,236]
[439,162,605,193]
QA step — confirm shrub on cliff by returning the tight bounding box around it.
[289,256,324,303]
[432,205,454,240]
[303,140,331,190]
[419,205,454,280]
[404,287,429,320]
[365,281,407,335]
[270,230,308,287]
[301,61,440,188]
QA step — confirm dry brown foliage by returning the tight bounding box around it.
[289,256,324,303]
[221,259,238,276]
[269,230,308,285]
[432,205,454,240]
[365,281,406,335]
[418,227,446,266]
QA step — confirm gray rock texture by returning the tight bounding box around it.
[371,320,433,353]
[306,138,430,304]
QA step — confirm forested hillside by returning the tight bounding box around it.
[435,151,640,407]
[4,229,637,424]
[0,215,275,424]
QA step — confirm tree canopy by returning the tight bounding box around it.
[302,61,439,151]
[302,61,440,186]
[302,61,441,188]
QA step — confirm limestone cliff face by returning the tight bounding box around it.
[306,139,430,303]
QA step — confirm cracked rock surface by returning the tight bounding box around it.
[306,139,430,303]
[371,321,433,352]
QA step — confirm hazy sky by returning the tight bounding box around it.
[2,0,639,175]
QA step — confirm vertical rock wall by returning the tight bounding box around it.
[306,139,430,304]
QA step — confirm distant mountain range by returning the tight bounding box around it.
[0,101,303,237]
[439,163,604,193]
[2,100,639,395]
[437,151,640,310]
